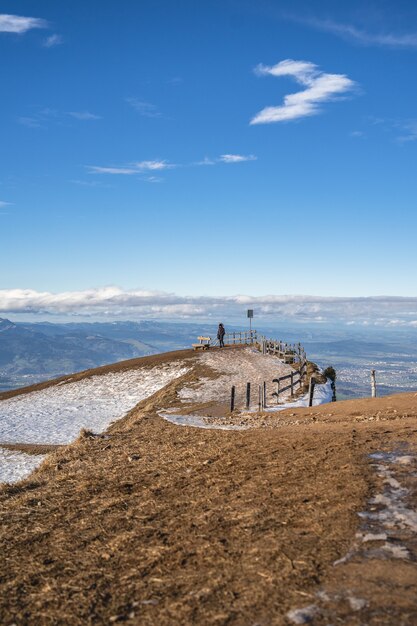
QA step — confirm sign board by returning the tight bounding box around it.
[247,309,254,318]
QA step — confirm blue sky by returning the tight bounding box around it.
[1,0,417,320]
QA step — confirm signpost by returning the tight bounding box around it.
[247,309,253,333]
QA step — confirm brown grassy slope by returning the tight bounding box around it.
[0,351,417,625]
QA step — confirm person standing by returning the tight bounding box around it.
[217,323,225,348]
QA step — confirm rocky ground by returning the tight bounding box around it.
[0,347,416,625]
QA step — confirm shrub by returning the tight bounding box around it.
[323,366,336,382]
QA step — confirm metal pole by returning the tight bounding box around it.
[230,385,236,412]
[246,383,251,410]
[258,385,262,411]
[263,381,266,408]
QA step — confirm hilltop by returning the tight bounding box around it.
[0,346,416,625]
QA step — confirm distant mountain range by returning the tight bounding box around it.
[0,318,219,391]
[1,317,416,398]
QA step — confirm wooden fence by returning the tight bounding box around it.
[212,330,257,346]
[203,330,309,407]
[258,335,307,365]
[212,330,306,363]
[272,360,307,402]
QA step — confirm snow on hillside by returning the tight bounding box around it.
[0,448,46,484]
[264,379,334,412]
[179,347,293,404]
[0,362,187,483]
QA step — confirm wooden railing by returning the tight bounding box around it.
[272,360,307,402]
[212,330,257,346]
[257,335,307,365]
[210,331,306,366]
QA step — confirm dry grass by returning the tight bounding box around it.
[1,349,417,625]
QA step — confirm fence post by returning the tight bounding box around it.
[263,381,267,408]
[308,377,316,407]
[258,385,262,411]
[230,385,236,412]
[290,371,294,397]
[246,382,251,410]
[371,370,376,398]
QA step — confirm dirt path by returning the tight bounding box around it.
[1,351,417,625]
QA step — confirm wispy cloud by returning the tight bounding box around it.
[70,179,112,188]
[42,33,63,48]
[1,287,417,325]
[88,154,257,177]
[251,59,356,125]
[290,15,417,49]
[142,176,163,184]
[397,120,417,143]
[366,116,417,143]
[219,154,257,163]
[168,77,183,86]
[67,111,101,121]
[18,116,42,128]
[0,14,47,33]
[18,107,101,128]
[126,97,161,118]
[88,160,173,175]
[0,201,11,207]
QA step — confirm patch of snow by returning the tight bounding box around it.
[0,447,45,484]
[0,363,188,483]
[381,542,410,559]
[0,363,187,446]
[347,596,367,611]
[161,413,248,431]
[336,448,417,569]
[263,379,333,413]
[287,604,319,624]
[359,532,387,542]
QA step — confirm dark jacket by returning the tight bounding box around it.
[217,324,225,339]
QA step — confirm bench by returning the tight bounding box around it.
[192,336,211,350]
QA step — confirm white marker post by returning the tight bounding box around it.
[371,369,377,398]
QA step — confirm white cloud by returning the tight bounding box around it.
[219,154,257,163]
[142,176,163,184]
[194,157,216,166]
[0,201,11,207]
[133,160,173,170]
[291,16,417,49]
[68,111,101,121]
[88,155,256,177]
[43,33,63,47]
[1,288,417,324]
[126,97,161,118]
[251,59,356,124]
[88,160,173,175]
[18,116,42,128]
[397,120,417,143]
[19,107,102,128]
[0,14,47,33]
[88,166,139,175]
